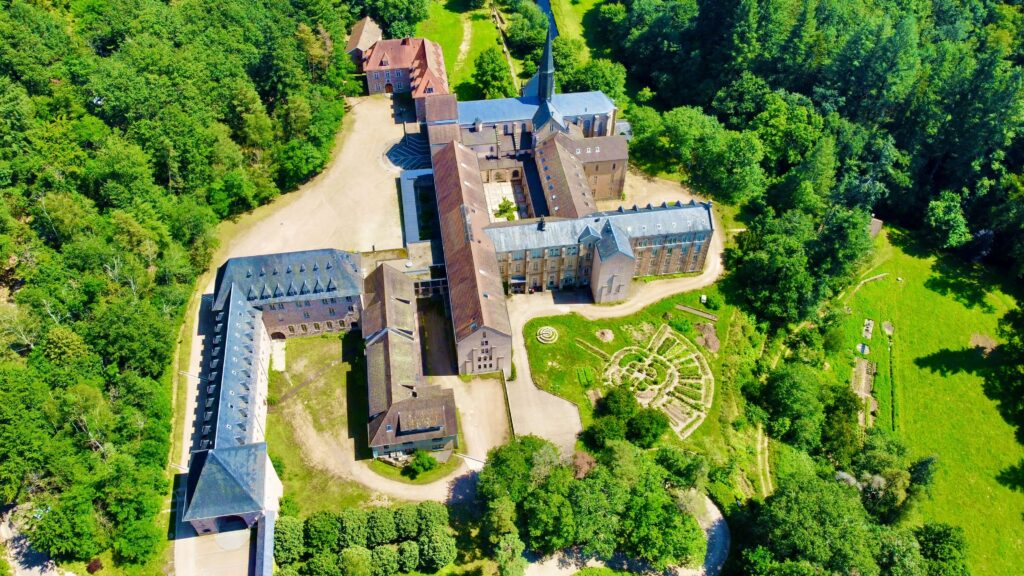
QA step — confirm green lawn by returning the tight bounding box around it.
[416,0,506,99]
[417,0,464,74]
[266,334,371,517]
[550,0,606,59]
[829,229,1023,575]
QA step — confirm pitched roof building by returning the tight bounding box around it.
[363,263,457,457]
[363,36,449,120]
[345,16,383,70]
[433,142,514,377]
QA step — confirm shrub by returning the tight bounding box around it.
[394,505,419,540]
[339,546,373,576]
[398,540,420,572]
[338,508,369,549]
[305,511,340,553]
[372,545,400,576]
[417,525,458,572]
[303,553,342,576]
[275,515,306,566]
[416,501,449,535]
[366,507,397,547]
[405,450,439,478]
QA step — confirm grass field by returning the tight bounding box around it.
[266,334,370,516]
[549,0,605,58]
[524,284,769,507]
[416,0,506,99]
[829,230,1023,575]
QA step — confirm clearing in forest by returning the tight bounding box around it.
[831,229,1022,575]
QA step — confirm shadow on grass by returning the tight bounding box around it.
[455,80,483,101]
[915,344,1024,444]
[912,347,989,377]
[444,0,474,14]
[343,331,372,460]
[997,458,1024,493]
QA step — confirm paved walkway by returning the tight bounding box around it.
[504,210,726,454]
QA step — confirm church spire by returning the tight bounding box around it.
[537,26,555,102]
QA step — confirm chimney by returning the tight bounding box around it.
[538,217,546,231]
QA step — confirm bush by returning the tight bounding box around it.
[394,505,419,540]
[417,525,458,572]
[398,540,421,572]
[405,450,439,478]
[416,501,449,535]
[303,553,342,576]
[275,516,306,566]
[626,408,670,448]
[366,507,397,547]
[339,546,373,576]
[305,511,340,554]
[372,545,400,576]
[339,508,369,549]
[597,388,640,419]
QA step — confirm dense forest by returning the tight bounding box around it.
[0,0,384,566]
[583,0,1024,574]
[591,0,1023,325]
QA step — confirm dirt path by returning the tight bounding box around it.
[453,16,473,76]
[504,202,725,454]
[0,508,59,576]
[756,425,773,497]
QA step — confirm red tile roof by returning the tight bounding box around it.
[345,17,383,54]
[432,142,511,340]
[363,38,450,98]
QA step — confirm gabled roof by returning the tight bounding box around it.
[534,132,595,218]
[368,388,457,448]
[597,220,634,260]
[363,37,450,98]
[345,17,383,54]
[457,92,616,126]
[484,200,714,253]
[362,263,417,338]
[432,142,512,340]
[206,286,264,449]
[212,249,363,312]
[184,444,269,522]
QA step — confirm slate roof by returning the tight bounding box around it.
[484,201,714,253]
[597,220,634,259]
[456,92,615,126]
[212,249,362,312]
[432,142,512,340]
[362,264,422,419]
[345,17,383,54]
[184,443,269,522]
[206,286,264,449]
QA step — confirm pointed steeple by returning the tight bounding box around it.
[538,26,555,102]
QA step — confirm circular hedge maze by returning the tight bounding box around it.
[602,324,714,439]
[536,326,559,344]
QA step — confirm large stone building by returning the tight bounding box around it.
[433,142,514,378]
[486,202,714,300]
[419,30,715,377]
[183,249,364,575]
[363,263,458,458]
